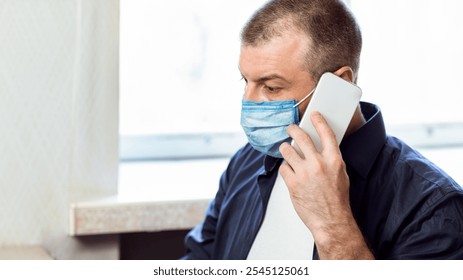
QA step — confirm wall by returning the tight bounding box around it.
[0,0,119,259]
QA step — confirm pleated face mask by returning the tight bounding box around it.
[240,88,315,158]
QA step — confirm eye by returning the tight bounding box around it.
[264,85,280,93]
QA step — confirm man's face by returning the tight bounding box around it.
[239,31,316,116]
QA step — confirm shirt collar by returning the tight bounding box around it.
[340,102,387,179]
[263,155,282,173]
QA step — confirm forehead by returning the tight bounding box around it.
[239,32,310,78]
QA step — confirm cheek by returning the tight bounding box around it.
[297,98,312,120]
[297,105,306,120]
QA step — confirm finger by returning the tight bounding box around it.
[310,111,339,154]
[278,161,294,178]
[279,141,304,169]
[286,124,318,158]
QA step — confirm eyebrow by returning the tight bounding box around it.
[239,68,290,84]
[256,74,290,84]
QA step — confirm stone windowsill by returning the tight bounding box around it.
[0,246,53,260]
[69,158,228,236]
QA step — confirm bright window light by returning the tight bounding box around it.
[351,0,463,125]
[120,0,463,160]
[120,0,268,136]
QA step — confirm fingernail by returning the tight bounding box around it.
[287,124,295,130]
[311,111,321,118]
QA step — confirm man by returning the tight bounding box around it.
[183,0,463,259]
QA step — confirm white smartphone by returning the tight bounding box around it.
[292,72,362,156]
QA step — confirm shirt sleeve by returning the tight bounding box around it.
[181,168,228,260]
[388,191,463,259]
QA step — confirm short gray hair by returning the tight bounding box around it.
[241,0,362,82]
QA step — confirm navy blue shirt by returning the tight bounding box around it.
[183,102,463,259]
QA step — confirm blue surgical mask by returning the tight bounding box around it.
[240,89,315,158]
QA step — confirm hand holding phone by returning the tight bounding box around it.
[292,72,362,156]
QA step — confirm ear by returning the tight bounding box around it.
[334,66,354,83]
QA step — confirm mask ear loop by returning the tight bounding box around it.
[293,87,316,108]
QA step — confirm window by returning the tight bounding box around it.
[350,0,463,146]
[120,0,463,162]
[120,0,268,160]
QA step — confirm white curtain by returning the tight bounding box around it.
[0,0,119,259]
